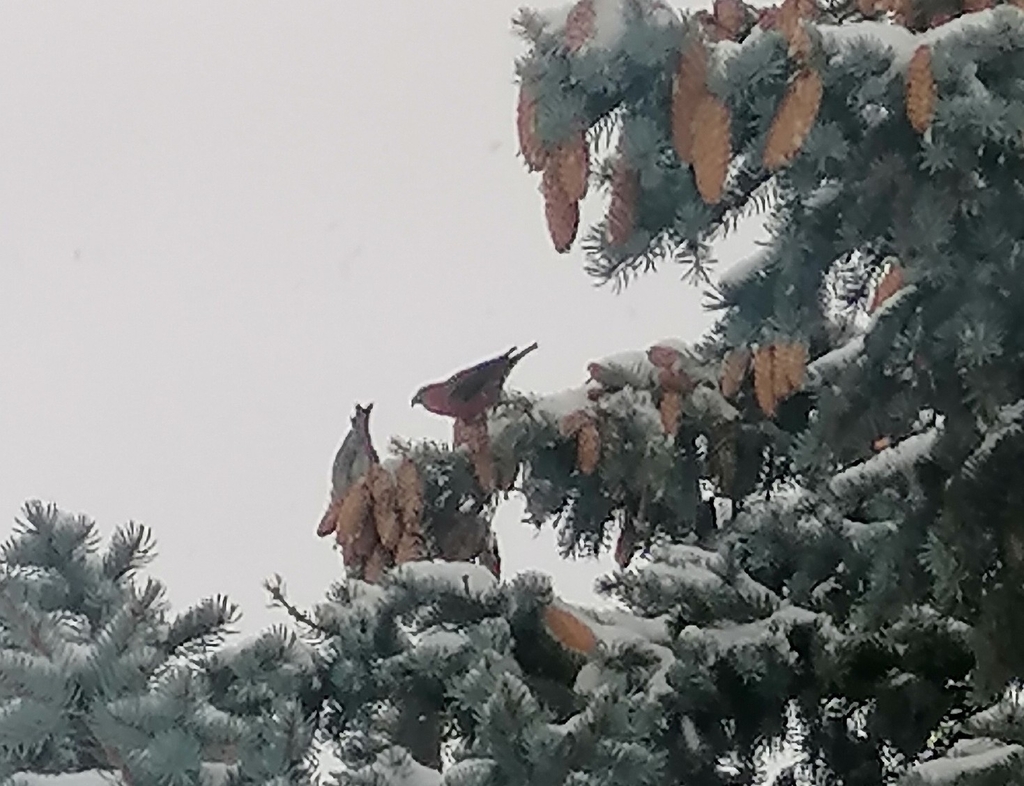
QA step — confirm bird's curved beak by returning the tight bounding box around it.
[411,391,423,407]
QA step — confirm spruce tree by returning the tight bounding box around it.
[308,0,1024,783]
[9,0,1024,783]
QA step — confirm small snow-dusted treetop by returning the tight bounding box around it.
[0,503,318,786]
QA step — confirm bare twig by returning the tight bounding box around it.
[264,574,332,636]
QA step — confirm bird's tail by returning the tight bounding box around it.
[508,341,539,367]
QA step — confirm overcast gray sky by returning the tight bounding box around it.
[0,0,757,634]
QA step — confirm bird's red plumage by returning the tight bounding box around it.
[414,343,538,421]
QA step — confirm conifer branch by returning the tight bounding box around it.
[264,574,331,636]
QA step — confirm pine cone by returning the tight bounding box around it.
[720,347,751,399]
[753,344,777,416]
[671,38,709,164]
[777,0,801,40]
[648,344,683,369]
[577,420,601,475]
[542,163,580,253]
[773,342,808,398]
[857,0,881,17]
[342,505,379,572]
[335,476,372,554]
[905,45,936,133]
[453,417,471,448]
[395,531,427,565]
[869,265,904,312]
[543,604,598,654]
[316,495,343,538]
[787,20,813,61]
[698,10,734,40]
[396,458,424,536]
[455,417,495,493]
[363,546,393,584]
[559,410,592,437]
[557,131,590,202]
[564,0,597,52]
[660,390,684,435]
[517,85,547,171]
[714,0,751,37]
[763,68,823,170]
[473,445,496,494]
[692,94,732,204]
[778,0,819,27]
[614,518,639,568]
[658,367,694,394]
[368,465,402,550]
[606,156,637,246]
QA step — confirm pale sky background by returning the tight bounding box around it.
[0,0,759,636]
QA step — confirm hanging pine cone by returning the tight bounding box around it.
[692,94,732,204]
[774,0,817,60]
[335,476,372,552]
[778,0,819,27]
[453,417,471,449]
[560,409,601,474]
[606,156,637,246]
[577,420,601,475]
[455,417,496,493]
[905,45,936,133]
[660,390,684,435]
[671,38,709,164]
[658,367,694,394]
[395,457,423,535]
[473,443,496,493]
[763,68,823,170]
[869,265,904,313]
[316,495,343,538]
[557,130,590,202]
[714,0,751,37]
[363,546,393,584]
[720,347,751,399]
[648,344,683,370]
[342,500,379,572]
[395,531,427,565]
[614,518,639,568]
[786,20,813,61]
[543,604,599,654]
[564,0,597,52]
[773,342,808,399]
[517,85,547,171]
[559,410,592,437]
[368,464,402,550]
[542,162,580,253]
[753,344,777,416]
